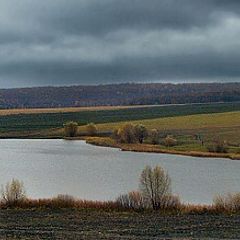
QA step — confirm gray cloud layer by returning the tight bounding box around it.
[0,0,240,87]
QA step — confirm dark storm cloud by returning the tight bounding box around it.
[0,0,240,87]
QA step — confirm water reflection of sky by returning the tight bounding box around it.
[0,139,239,205]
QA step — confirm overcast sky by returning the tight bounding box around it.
[1,0,240,88]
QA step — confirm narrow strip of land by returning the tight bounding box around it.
[85,136,240,160]
[0,102,234,116]
[0,104,160,116]
[82,111,240,160]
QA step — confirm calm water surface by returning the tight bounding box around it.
[0,139,240,204]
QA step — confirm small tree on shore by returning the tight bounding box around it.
[134,124,148,144]
[118,123,136,143]
[64,121,78,137]
[115,123,149,144]
[86,123,98,136]
[139,165,171,210]
[1,179,26,206]
[150,129,159,145]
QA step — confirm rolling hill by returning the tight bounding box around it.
[0,82,239,109]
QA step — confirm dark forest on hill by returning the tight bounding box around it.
[0,82,239,109]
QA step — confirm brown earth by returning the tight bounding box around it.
[0,209,240,239]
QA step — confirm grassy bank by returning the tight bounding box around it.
[85,136,240,160]
[93,110,240,130]
[80,111,240,159]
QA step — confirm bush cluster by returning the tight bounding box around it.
[114,123,163,145]
[85,123,98,136]
[64,121,78,137]
[117,165,181,211]
[1,179,26,207]
[163,136,178,147]
[113,123,179,147]
[114,123,148,144]
[207,140,228,153]
[213,193,240,212]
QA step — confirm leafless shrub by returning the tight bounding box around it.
[1,179,26,206]
[116,191,145,210]
[149,129,159,145]
[158,194,181,210]
[117,123,137,143]
[213,193,240,212]
[3,197,118,210]
[52,194,76,208]
[116,193,130,208]
[139,165,176,210]
[64,121,78,137]
[117,166,181,211]
[164,136,177,147]
[86,123,98,136]
[207,140,228,153]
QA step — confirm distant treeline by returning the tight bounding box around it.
[0,82,239,108]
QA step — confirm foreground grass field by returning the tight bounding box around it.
[1,209,240,239]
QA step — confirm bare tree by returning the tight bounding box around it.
[139,165,171,210]
[1,179,26,206]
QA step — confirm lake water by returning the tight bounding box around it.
[0,139,239,204]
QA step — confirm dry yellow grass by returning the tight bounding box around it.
[85,137,240,160]
[0,105,159,116]
[86,111,240,132]
[79,111,240,147]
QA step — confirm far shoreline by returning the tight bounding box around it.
[0,135,239,160]
[50,135,240,161]
[83,136,240,161]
